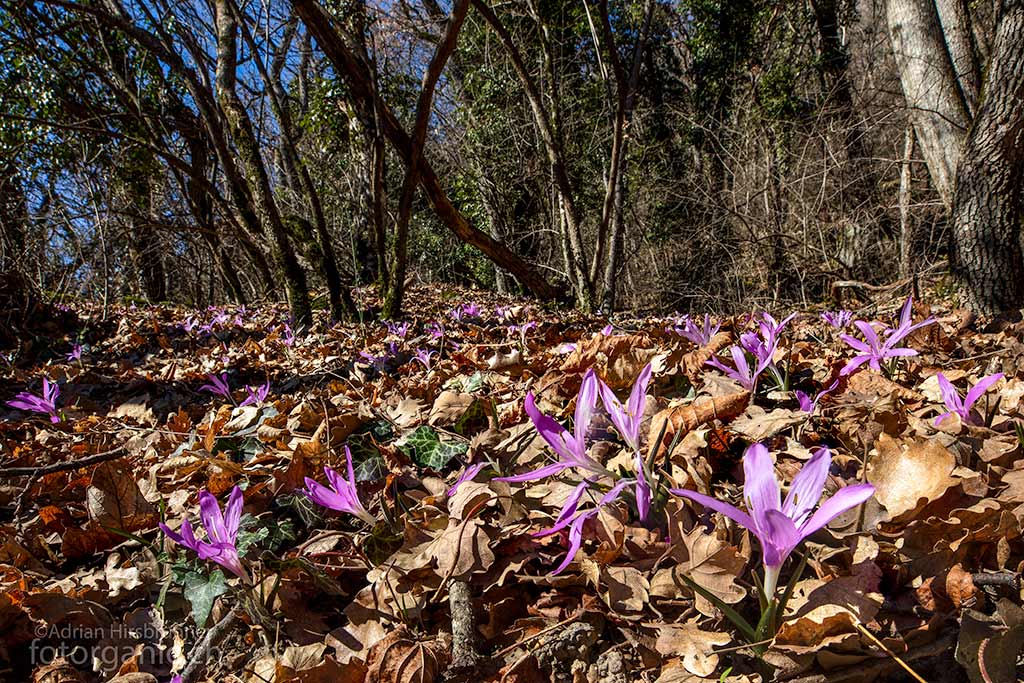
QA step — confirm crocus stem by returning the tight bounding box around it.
[763,564,781,600]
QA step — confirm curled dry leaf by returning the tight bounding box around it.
[364,625,449,683]
[775,561,883,649]
[647,391,749,459]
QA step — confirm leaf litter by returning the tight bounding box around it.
[1,286,1023,682]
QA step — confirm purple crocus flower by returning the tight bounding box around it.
[598,363,652,452]
[707,346,769,392]
[426,322,444,339]
[447,462,488,497]
[677,314,720,346]
[672,444,874,597]
[934,372,1003,426]
[239,380,270,407]
[198,373,233,402]
[821,310,853,328]
[160,486,249,580]
[6,378,61,423]
[281,323,296,348]
[601,324,614,336]
[66,344,82,362]
[796,379,840,414]
[839,318,933,376]
[413,348,435,370]
[494,370,610,482]
[557,342,578,354]
[304,446,376,525]
[386,321,410,338]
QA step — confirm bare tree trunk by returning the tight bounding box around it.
[596,0,654,312]
[899,126,915,279]
[950,0,1024,315]
[231,0,356,321]
[886,0,972,208]
[293,0,558,302]
[383,0,470,319]
[214,0,312,327]
[471,0,592,310]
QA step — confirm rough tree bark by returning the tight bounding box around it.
[949,0,1024,315]
[886,0,972,209]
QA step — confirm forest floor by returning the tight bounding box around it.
[2,284,1023,683]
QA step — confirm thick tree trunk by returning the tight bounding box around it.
[886,0,972,208]
[949,1,1024,315]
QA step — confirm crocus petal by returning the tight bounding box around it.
[598,381,630,449]
[598,478,634,505]
[798,483,876,537]
[936,373,963,414]
[550,510,597,576]
[933,411,956,427]
[742,444,780,519]
[760,509,801,568]
[524,392,575,462]
[963,373,1003,413]
[671,487,755,531]
[533,481,591,538]
[840,354,872,376]
[853,321,880,350]
[447,462,487,497]
[782,447,830,526]
[839,335,870,353]
[796,390,814,413]
[574,370,600,447]
[493,461,569,483]
[627,364,653,431]
[198,491,229,545]
[222,486,243,542]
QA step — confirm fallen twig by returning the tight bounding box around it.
[0,445,127,477]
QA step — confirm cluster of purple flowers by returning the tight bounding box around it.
[667,313,721,346]
[839,296,934,375]
[706,312,795,392]
[495,364,654,574]
[162,446,376,581]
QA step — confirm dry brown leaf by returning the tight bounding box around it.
[866,433,958,521]
[86,460,157,532]
[601,566,650,613]
[729,406,806,441]
[652,620,731,676]
[775,561,883,649]
[647,392,749,459]
[364,625,448,683]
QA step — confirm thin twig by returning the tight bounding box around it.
[0,445,127,477]
[177,607,242,683]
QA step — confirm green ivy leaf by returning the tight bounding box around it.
[400,425,468,470]
[178,568,228,627]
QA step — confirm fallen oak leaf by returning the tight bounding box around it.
[647,391,750,459]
